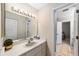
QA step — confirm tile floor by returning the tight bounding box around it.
[56,40,74,56]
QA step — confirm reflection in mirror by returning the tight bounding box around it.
[25,17,37,38]
[5,18,17,40]
[5,11,19,40]
[26,19,32,37]
[5,11,37,41]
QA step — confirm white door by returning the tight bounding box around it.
[56,22,62,55]
[73,9,79,56]
[56,22,62,44]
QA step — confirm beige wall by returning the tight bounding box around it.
[0,4,5,50]
[0,4,5,40]
[0,4,1,38]
[38,3,67,55]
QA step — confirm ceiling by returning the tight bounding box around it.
[28,3,47,10]
[28,3,69,10]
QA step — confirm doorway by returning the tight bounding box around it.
[54,5,78,56]
[56,21,73,56]
[62,22,70,45]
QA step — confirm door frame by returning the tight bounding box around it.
[53,4,78,55]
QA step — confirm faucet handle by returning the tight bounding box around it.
[34,35,40,39]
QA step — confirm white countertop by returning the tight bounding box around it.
[2,39,46,56]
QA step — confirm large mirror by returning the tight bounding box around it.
[5,11,37,41]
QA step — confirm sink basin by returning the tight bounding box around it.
[25,41,36,46]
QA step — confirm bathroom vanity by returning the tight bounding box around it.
[2,39,46,56]
[1,4,47,56]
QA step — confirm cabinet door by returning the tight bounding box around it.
[41,48,46,56]
[35,51,41,56]
[41,42,46,56]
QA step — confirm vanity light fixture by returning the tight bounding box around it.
[11,6,36,19]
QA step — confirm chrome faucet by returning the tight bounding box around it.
[34,35,40,39]
[27,37,33,44]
